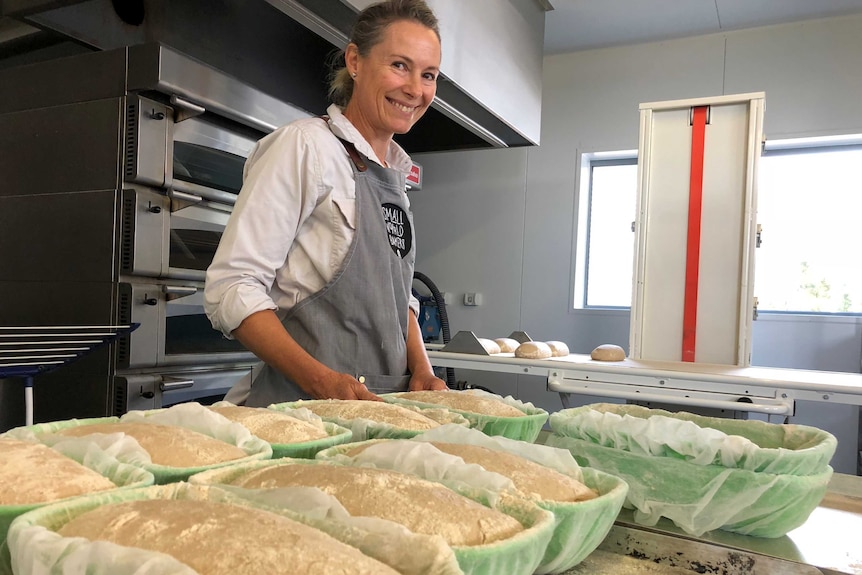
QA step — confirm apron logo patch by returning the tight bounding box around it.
[382,203,412,258]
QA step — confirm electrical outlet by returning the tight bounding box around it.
[464,292,482,306]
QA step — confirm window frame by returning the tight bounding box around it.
[575,136,862,316]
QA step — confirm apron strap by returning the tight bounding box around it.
[320,115,367,172]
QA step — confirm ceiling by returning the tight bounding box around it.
[543,0,862,54]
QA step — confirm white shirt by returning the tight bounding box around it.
[205,104,419,337]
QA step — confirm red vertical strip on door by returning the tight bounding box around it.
[682,106,708,362]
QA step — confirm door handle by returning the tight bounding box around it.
[160,377,194,392]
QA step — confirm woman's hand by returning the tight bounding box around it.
[305,369,382,401]
[408,371,448,392]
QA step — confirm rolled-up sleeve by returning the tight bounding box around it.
[204,124,322,337]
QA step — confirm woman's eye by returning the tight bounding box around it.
[393,62,407,70]
[423,73,437,81]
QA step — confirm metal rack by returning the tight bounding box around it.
[0,325,139,425]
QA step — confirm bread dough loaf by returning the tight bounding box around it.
[299,400,441,431]
[494,338,520,353]
[57,499,397,575]
[0,438,116,505]
[233,463,524,546]
[392,390,525,417]
[428,442,598,503]
[590,344,626,362]
[514,341,553,360]
[210,406,328,443]
[545,341,570,357]
[56,422,247,467]
[477,338,501,354]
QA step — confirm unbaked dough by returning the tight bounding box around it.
[545,341,570,357]
[494,338,520,353]
[392,390,525,417]
[590,344,626,362]
[298,400,441,431]
[477,338,501,354]
[428,442,598,502]
[0,438,116,505]
[56,422,247,467]
[232,463,524,546]
[210,405,328,443]
[57,498,397,575]
[514,341,553,360]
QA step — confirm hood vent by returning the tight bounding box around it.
[4,0,545,153]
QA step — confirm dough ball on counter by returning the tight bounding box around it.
[514,341,553,360]
[494,338,520,353]
[477,337,502,354]
[590,344,626,362]
[56,422,247,467]
[57,498,398,575]
[545,341,570,357]
[232,463,524,546]
[0,438,116,506]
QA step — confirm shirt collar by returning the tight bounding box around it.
[325,104,413,175]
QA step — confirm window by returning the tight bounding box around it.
[576,136,862,314]
[756,138,862,313]
[575,153,638,309]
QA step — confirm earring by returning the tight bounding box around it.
[351,72,357,78]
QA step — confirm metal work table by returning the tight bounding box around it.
[426,348,862,416]
[563,473,861,575]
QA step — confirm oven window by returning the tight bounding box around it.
[173,142,245,194]
[169,205,230,272]
[170,228,221,272]
[165,293,246,355]
[165,313,246,355]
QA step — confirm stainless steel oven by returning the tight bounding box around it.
[121,96,257,281]
[117,280,252,369]
[0,44,309,427]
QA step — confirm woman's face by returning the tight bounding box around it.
[346,19,441,141]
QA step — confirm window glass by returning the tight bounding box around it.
[756,145,862,313]
[584,160,638,307]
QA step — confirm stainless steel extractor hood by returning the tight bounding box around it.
[0,0,548,153]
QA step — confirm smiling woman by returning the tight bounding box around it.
[204,0,449,407]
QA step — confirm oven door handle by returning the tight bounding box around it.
[162,285,198,301]
[170,95,206,123]
[160,377,195,392]
[168,189,204,212]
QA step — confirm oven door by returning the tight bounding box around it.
[121,186,233,281]
[118,280,255,369]
[125,93,258,201]
[114,366,256,414]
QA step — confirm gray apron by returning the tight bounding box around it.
[231,133,415,407]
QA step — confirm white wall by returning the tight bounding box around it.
[410,14,862,474]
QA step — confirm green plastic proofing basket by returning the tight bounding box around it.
[9,416,272,484]
[6,482,434,575]
[380,392,549,443]
[266,420,353,459]
[551,404,837,475]
[0,436,154,575]
[315,439,629,574]
[548,404,837,538]
[190,457,556,575]
[269,400,468,440]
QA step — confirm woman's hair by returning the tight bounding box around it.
[328,0,440,107]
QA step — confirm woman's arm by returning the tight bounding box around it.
[405,309,448,391]
[232,310,380,400]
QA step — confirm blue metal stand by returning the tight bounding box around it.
[0,324,139,426]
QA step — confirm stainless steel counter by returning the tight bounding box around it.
[573,473,862,574]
